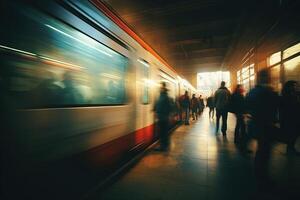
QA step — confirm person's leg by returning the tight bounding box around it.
[234,114,241,143]
[221,111,228,135]
[209,108,212,118]
[185,108,190,125]
[212,108,215,119]
[216,109,221,132]
[192,109,195,120]
[184,108,188,124]
[254,128,272,188]
[240,115,246,140]
[159,120,168,150]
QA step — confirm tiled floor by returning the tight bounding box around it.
[90,109,300,200]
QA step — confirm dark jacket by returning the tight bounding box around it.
[246,85,279,123]
[207,97,215,108]
[214,87,231,110]
[279,94,300,135]
[231,92,245,114]
[154,91,172,121]
[181,95,190,109]
[191,97,198,109]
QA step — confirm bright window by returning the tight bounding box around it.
[269,51,281,66]
[283,42,300,59]
[138,59,150,104]
[1,5,128,108]
[284,55,300,82]
[197,71,230,96]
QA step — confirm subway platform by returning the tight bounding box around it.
[88,109,300,200]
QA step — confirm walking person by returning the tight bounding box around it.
[246,69,279,189]
[231,84,246,144]
[154,82,172,151]
[182,91,190,125]
[214,81,231,136]
[191,94,198,120]
[207,95,215,119]
[198,95,205,115]
[279,80,300,155]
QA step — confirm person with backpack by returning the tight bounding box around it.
[214,81,231,136]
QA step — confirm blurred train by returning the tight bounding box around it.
[0,0,196,197]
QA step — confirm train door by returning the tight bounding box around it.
[136,58,153,145]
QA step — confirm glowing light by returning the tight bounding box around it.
[0,44,36,56]
[160,72,177,84]
[197,71,230,96]
[0,44,83,71]
[284,55,300,71]
[39,55,84,70]
[269,51,281,66]
[137,59,149,67]
[100,73,121,80]
[283,42,300,59]
[45,24,112,57]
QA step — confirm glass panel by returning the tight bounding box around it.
[242,66,249,74]
[1,4,128,108]
[269,51,281,66]
[249,64,255,75]
[283,42,300,59]
[138,59,150,104]
[270,65,281,92]
[243,79,250,92]
[250,75,256,89]
[242,70,249,80]
[284,55,300,82]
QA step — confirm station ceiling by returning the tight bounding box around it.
[103,0,252,83]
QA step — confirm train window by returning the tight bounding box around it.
[236,64,255,91]
[283,42,300,59]
[138,59,150,104]
[1,4,128,108]
[284,55,300,82]
[269,51,281,66]
[270,65,281,92]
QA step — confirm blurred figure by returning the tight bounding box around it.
[154,82,172,151]
[246,69,279,188]
[32,71,63,107]
[62,72,79,104]
[280,80,300,155]
[182,91,190,125]
[191,94,198,120]
[214,81,231,136]
[231,84,246,144]
[207,94,215,119]
[198,95,205,115]
[175,96,182,122]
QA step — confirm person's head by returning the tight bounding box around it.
[282,80,298,96]
[220,81,226,87]
[184,91,188,96]
[192,94,195,98]
[160,82,167,93]
[199,95,202,98]
[257,69,270,86]
[234,84,244,94]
